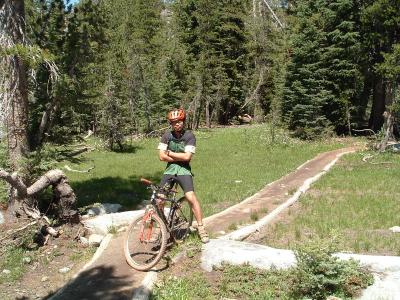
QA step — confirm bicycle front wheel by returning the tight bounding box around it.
[171,197,194,242]
[124,212,168,271]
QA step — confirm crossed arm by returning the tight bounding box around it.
[159,150,193,162]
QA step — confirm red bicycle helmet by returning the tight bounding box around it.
[167,108,186,122]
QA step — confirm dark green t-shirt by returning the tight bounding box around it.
[158,130,196,176]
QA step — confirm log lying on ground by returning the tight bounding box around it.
[0,169,79,223]
[64,165,95,173]
[66,146,93,157]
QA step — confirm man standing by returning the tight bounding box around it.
[157,108,209,243]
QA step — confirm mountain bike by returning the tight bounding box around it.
[124,178,194,271]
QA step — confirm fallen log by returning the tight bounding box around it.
[64,165,95,173]
[0,168,79,223]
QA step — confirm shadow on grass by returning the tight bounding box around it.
[41,265,133,300]
[111,143,143,154]
[71,172,164,210]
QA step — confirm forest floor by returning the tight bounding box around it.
[0,222,95,300]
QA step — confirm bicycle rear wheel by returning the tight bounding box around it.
[171,197,194,242]
[124,212,167,271]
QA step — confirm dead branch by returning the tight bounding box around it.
[0,170,27,197]
[361,153,393,165]
[64,165,95,173]
[362,154,375,162]
[84,129,93,139]
[261,0,284,28]
[66,146,93,157]
[240,67,265,111]
[352,128,377,138]
[22,203,41,219]
[146,126,169,138]
[0,220,37,243]
[42,225,59,237]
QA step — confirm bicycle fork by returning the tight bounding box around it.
[139,206,154,243]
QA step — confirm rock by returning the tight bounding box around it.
[389,226,400,233]
[0,211,4,225]
[82,210,143,235]
[59,267,70,274]
[87,203,122,216]
[201,239,296,272]
[79,236,89,246]
[202,239,400,273]
[41,276,49,282]
[2,269,11,275]
[88,234,104,246]
[22,257,32,264]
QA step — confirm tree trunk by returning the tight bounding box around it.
[368,75,386,132]
[0,0,30,169]
[191,74,203,130]
[36,98,60,147]
[205,99,210,128]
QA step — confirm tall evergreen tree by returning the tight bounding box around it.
[282,0,362,138]
[25,0,107,146]
[174,0,248,126]
[360,0,400,131]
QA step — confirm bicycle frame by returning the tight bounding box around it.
[138,179,185,242]
[124,178,193,270]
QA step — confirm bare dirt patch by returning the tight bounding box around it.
[0,223,95,300]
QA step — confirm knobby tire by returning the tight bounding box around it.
[124,212,168,271]
[170,197,194,242]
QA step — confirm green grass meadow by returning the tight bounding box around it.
[263,151,400,255]
[66,124,346,216]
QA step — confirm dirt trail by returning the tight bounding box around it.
[49,234,147,300]
[50,147,354,300]
[203,147,355,235]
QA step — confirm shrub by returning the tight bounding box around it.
[290,237,374,299]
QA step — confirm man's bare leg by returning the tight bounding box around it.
[185,191,209,243]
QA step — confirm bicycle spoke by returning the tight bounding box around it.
[124,213,167,270]
[171,198,193,241]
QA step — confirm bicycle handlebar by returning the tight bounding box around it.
[140,178,153,185]
[140,177,178,193]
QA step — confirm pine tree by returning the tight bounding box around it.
[173,0,249,126]
[360,0,400,131]
[282,0,362,138]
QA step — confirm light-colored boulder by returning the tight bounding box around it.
[201,239,296,272]
[88,234,104,247]
[82,210,144,235]
[59,267,70,274]
[79,236,89,246]
[0,211,4,225]
[335,253,400,273]
[22,257,32,264]
[389,226,400,233]
[359,271,400,300]
[201,239,400,274]
[201,239,400,299]
[86,203,122,216]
